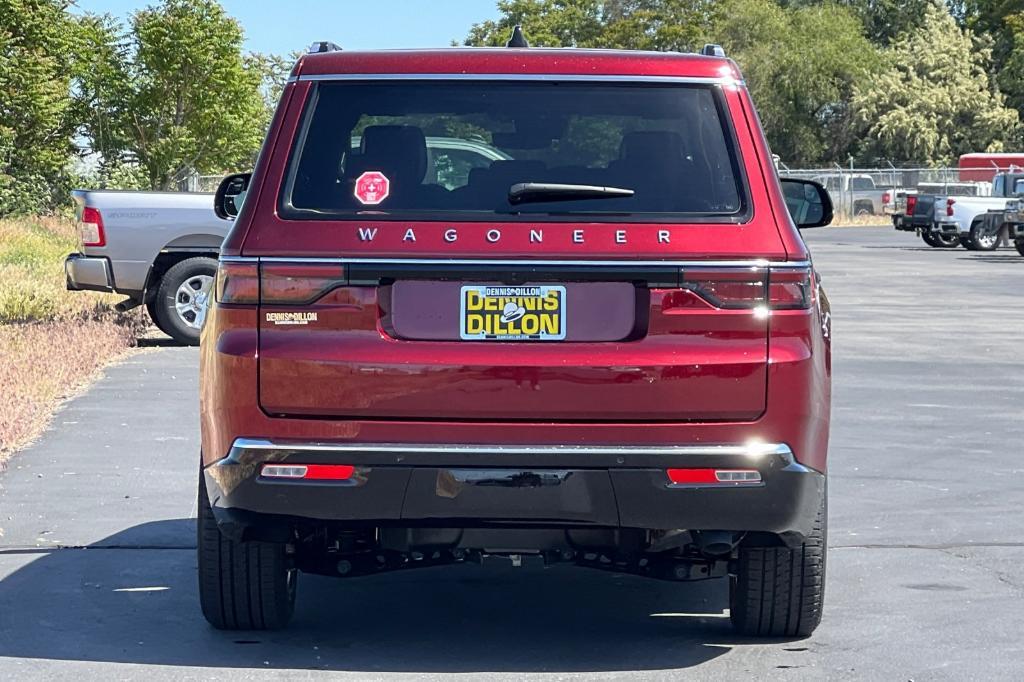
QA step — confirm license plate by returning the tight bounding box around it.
[460,285,566,341]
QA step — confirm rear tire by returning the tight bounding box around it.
[151,257,217,345]
[197,472,297,630]
[921,232,942,248]
[1015,238,1024,257]
[965,221,999,251]
[730,493,826,638]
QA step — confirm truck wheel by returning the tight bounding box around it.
[921,232,942,248]
[966,221,999,251]
[1016,238,1024,257]
[197,472,297,630]
[730,494,826,638]
[151,257,217,345]
[932,233,960,248]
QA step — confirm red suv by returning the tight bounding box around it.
[199,39,833,637]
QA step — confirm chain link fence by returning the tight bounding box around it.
[778,166,1004,219]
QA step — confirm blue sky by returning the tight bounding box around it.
[69,0,500,54]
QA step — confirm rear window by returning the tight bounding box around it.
[281,80,747,221]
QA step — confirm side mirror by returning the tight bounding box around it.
[780,178,833,228]
[214,172,252,220]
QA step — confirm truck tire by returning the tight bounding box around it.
[1016,238,1024,257]
[197,472,297,630]
[922,232,959,248]
[151,257,217,345]
[730,494,826,638]
[965,221,999,251]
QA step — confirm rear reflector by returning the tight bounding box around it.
[666,468,762,486]
[261,464,355,480]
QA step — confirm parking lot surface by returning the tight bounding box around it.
[1,227,1022,680]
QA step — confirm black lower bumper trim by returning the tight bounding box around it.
[204,440,824,542]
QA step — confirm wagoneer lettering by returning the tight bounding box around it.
[199,39,834,637]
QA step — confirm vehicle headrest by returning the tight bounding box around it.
[618,131,686,161]
[358,125,428,185]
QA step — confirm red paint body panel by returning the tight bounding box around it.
[203,48,831,485]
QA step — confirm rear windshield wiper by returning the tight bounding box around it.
[507,182,635,206]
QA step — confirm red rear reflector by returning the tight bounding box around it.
[215,261,259,305]
[906,195,918,215]
[78,207,106,247]
[261,464,355,480]
[946,198,956,217]
[882,191,891,204]
[261,263,346,305]
[666,468,762,486]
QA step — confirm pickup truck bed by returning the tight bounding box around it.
[65,189,227,344]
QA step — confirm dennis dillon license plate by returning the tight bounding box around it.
[460,285,566,341]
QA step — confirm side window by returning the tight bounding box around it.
[994,175,1004,196]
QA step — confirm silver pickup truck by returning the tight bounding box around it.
[65,190,225,344]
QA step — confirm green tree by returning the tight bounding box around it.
[781,0,935,45]
[465,0,878,165]
[718,0,880,164]
[954,1,1024,119]
[0,0,80,215]
[76,0,268,190]
[851,3,1019,164]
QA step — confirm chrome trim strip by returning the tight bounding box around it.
[219,256,810,269]
[294,73,739,85]
[229,438,792,459]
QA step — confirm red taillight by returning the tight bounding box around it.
[906,195,918,215]
[681,267,811,310]
[214,261,347,305]
[767,269,812,309]
[78,207,105,247]
[946,198,955,217]
[666,468,762,486]
[882,191,891,204]
[260,464,355,480]
[215,261,259,305]
[261,263,346,305]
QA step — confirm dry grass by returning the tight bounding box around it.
[833,213,893,227]
[0,217,147,461]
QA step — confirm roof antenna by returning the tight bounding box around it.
[506,25,529,48]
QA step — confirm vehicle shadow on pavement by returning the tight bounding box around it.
[136,336,184,348]
[0,519,768,673]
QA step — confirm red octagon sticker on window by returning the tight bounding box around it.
[354,171,390,205]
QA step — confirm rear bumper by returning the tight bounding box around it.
[64,253,113,293]
[204,439,824,543]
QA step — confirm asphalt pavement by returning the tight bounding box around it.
[1,227,1022,680]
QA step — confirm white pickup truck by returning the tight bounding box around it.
[926,172,1024,250]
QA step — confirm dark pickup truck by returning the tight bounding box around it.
[893,194,956,247]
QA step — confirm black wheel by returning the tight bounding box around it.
[921,232,942,247]
[730,493,826,638]
[151,257,217,345]
[966,221,999,251]
[932,233,960,248]
[197,472,297,630]
[1015,238,1024,257]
